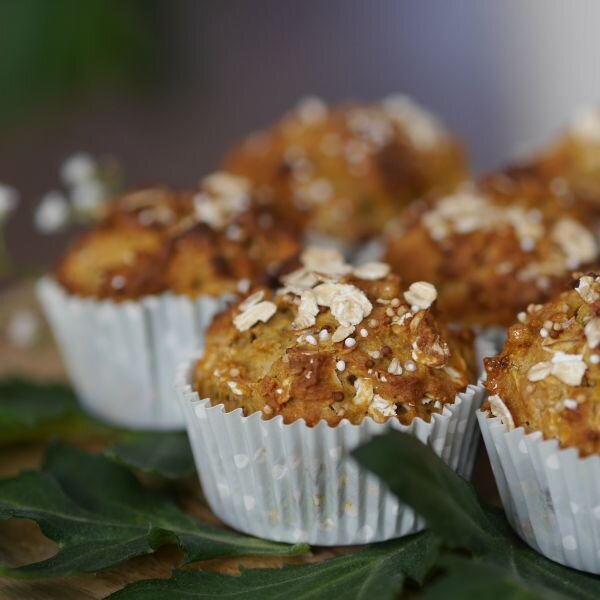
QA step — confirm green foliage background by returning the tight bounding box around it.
[0,0,155,126]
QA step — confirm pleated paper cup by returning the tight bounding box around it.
[478,410,600,574]
[176,359,486,546]
[476,326,507,355]
[37,277,231,430]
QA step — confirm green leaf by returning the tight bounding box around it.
[507,534,600,600]
[0,378,117,444]
[109,532,441,599]
[353,431,600,600]
[352,429,499,554]
[104,431,195,479]
[0,443,307,577]
[0,378,77,427]
[424,557,564,600]
[0,0,156,127]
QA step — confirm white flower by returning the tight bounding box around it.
[61,153,97,186]
[35,192,70,233]
[70,180,106,214]
[6,309,40,348]
[0,184,18,221]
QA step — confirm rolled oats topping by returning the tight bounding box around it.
[527,352,587,386]
[584,317,600,349]
[300,247,351,278]
[422,187,490,239]
[238,290,265,311]
[488,394,515,430]
[352,377,373,406]
[422,187,548,251]
[551,218,597,267]
[234,293,277,332]
[280,268,321,294]
[368,394,397,422]
[291,290,319,330]
[279,247,352,295]
[331,325,355,343]
[527,361,552,382]
[195,172,250,230]
[550,351,587,386]
[352,262,391,281]
[314,283,373,328]
[387,357,403,375]
[403,281,438,311]
[574,275,600,304]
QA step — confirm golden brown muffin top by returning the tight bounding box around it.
[484,273,600,456]
[224,96,467,244]
[384,170,600,328]
[54,173,300,301]
[194,247,475,427]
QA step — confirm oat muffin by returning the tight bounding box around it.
[224,96,467,245]
[55,173,300,300]
[193,248,475,427]
[384,171,600,328]
[484,273,600,456]
[534,107,600,204]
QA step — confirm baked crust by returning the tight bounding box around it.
[55,176,300,301]
[163,210,300,297]
[484,273,600,456]
[194,248,475,426]
[384,168,600,327]
[224,96,467,244]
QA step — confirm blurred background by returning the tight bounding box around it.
[2,0,600,276]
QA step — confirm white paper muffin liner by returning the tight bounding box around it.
[478,411,600,574]
[37,277,231,430]
[176,357,486,546]
[475,326,507,354]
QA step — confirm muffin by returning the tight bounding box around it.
[194,247,475,426]
[39,172,300,429]
[478,273,600,574]
[384,171,600,328]
[56,174,299,300]
[533,106,600,204]
[224,95,467,248]
[176,248,486,545]
[484,272,600,455]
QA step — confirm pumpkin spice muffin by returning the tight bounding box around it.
[224,95,467,246]
[55,173,300,301]
[193,247,475,426]
[384,171,600,328]
[484,272,600,456]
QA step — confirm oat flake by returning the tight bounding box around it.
[488,395,515,430]
[403,281,437,311]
